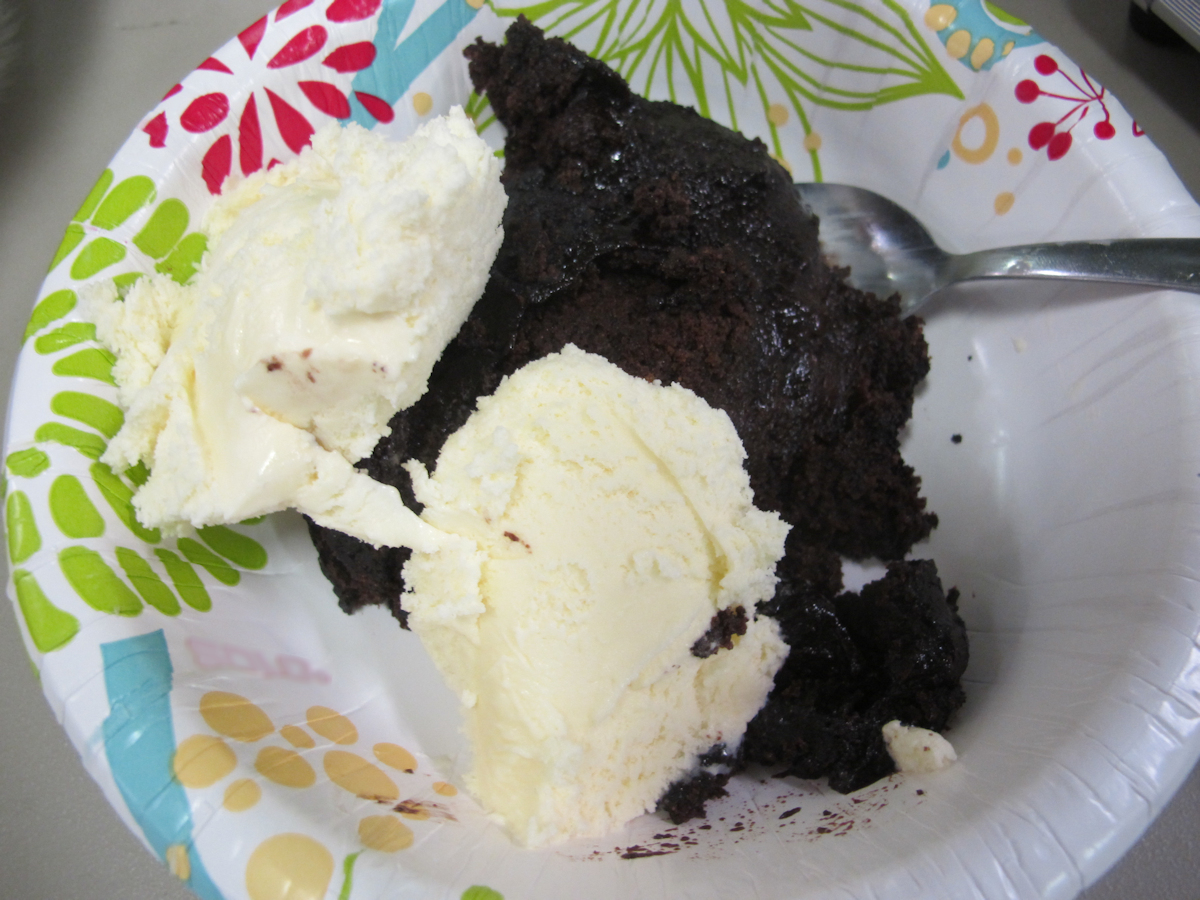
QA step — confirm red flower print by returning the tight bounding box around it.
[140,1,382,192]
[323,41,376,73]
[325,0,382,23]
[268,25,328,68]
[1013,54,1135,161]
[181,93,231,133]
[198,57,234,74]
[1027,121,1054,150]
[203,136,233,194]
[276,0,315,19]
[239,95,264,176]
[1034,54,1057,76]
[143,113,169,148]
[354,92,393,124]
[300,81,351,118]
[1046,131,1072,161]
[266,88,315,155]
[239,16,268,59]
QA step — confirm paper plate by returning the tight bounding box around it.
[6,1,1200,898]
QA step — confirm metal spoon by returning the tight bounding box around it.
[795,182,1200,317]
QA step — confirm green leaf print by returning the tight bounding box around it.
[51,347,116,385]
[13,569,80,653]
[178,537,240,587]
[115,547,180,616]
[51,391,124,439]
[197,524,268,570]
[49,474,106,539]
[6,448,51,479]
[463,91,496,135]
[154,548,212,611]
[34,322,97,355]
[72,169,114,224]
[113,271,143,291]
[90,462,160,543]
[49,223,86,273]
[60,172,154,278]
[59,545,143,616]
[492,0,963,178]
[48,168,207,287]
[23,289,77,342]
[6,491,42,564]
[20,152,257,637]
[90,175,155,230]
[984,1,1026,25]
[70,237,127,281]
[154,231,208,284]
[337,851,362,900]
[47,167,122,271]
[34,422,107,461]
[133,198,189,259]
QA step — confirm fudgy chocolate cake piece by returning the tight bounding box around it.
[745,559,967,793]
[691,606,749,659]
[656,745,739,825]
[308,16,966,817]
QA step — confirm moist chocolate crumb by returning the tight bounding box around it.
[307,519,411,627]
[656,744,738,824]
[657,774,730,825]
[690,606,748,658]
[744,561,967,793]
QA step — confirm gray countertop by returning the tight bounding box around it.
[0,1,1197,898]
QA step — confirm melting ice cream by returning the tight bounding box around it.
[402,346,790,847]
[85,110,505,550]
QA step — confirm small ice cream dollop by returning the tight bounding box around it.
[85,110,505,549]
[402,345,790,847]
[882,720,957,773]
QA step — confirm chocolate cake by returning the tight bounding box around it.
[308,17,968,819]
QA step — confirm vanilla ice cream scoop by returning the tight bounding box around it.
[402,346,790,847]
[86,111,505,549]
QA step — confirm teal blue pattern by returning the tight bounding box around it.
[344,0,482,128]
[101,631,225,900]
[930,0,1043,70]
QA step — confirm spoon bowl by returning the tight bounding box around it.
[795,182,1200,316]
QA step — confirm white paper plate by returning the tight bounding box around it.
[6,1,1200,898]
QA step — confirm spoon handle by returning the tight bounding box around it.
[950,239,1200,294]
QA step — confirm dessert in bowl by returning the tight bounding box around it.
[6,2,1200,898]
